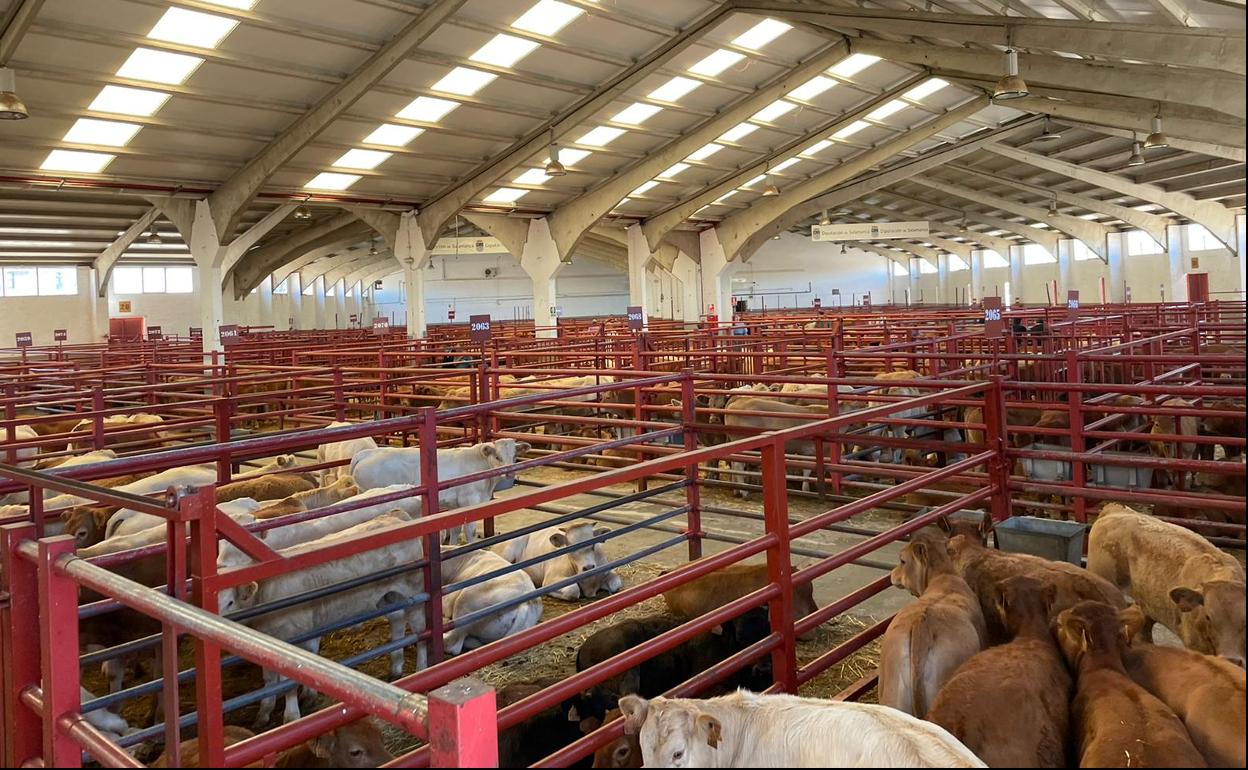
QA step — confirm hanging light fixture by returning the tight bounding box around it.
[0,67,29,120]
[992,33,1029,102]
[544,129,567,177]
[293,205,312,221]
[368,239,379,256]
[1046,197,1058,218]
[1034,117,1062,143]
[1143,114,1169,150]
[1126,137,1146,167]
[147,229,162,244]
[840,243,848,254]
[819,209,831,226]
[762,178,780,196]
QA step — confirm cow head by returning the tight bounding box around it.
[620,695,719,768]
[481,439,532,492]
[307,718,393,767]
[1170,578,1246,667]
[216,579,261,616]
[995,575,1055,637]
[62,506,111,548]
[890,540,948,597]
[936,512,992,546]
[591,709,642,768]
[1054,600,1131,669]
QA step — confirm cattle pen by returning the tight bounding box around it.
[1,301,1244,767]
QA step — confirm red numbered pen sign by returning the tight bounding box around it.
[372,317,389,336]
[469,314,492,343]
[1066,290,1080,321]
[626,306,644,331]
[983,296,1004,339]
[148,326,163,341]
[53,329,67,342]
[15,331,32,347]
[219,324,241,345]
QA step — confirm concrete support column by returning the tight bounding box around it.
[258,275,274,325]
[1107,232,1126,303]
[970,249,985,301]
[520,218,564,338]
[672,251,701,324]
[331,280,346,328]
[1007,245,1025,305]
[288,273,303,329]
[1238,214,1246,300]
[401,264,426,337]
[187,201,227,353]
[699,228,734,322]
[1058,239,1075,297]
[626,224,654,328]
[313,276,328,329]
[937,253,950,305]
[907,258,919,306]
[394,211,432,338]
[1167,224,1186,302]
[88,267,109,341]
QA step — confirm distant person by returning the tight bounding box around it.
[1011,319,1027,335]
[1029,319,1046,336]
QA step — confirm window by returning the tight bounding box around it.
[1187,224,1224,252]
[1004,280,1012,305]
[1023,244,1056,265]
[113,265,192,294]
[982,250,1009,268]
[1071,240,1098,261]
[37,267,77,295]
[917,259,937,274]
[272,277,289,295]
[1,267,37,296]
[948,255,969,272]
[302,282,316,296]
[1126,229,1163,256]
[891,261,908,277]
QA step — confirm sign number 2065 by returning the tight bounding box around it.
[984,308,1002,322]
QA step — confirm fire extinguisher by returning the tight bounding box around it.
[706,303,718,328]
[448,305,456,321]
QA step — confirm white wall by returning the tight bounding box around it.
[733,232,892,310]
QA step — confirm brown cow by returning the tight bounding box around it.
[591,709,642,768]
[1055,601,1208,768]
[661,562,820,639]
[878,540,985,717]
[1088,503,1246,665]
[1120,608,1246,768]
[1150,397,1200,488]
[215,473,317,504]
[928,575,1071,768]
[253,477,362,519]
[946,513,1127,643]
[721,396,826,497]
[1198,398,1246,459]
[149,720,392,767]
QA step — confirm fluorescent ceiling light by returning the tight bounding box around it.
[771,157,801,172]
[88,85,170,117]
[483,187,528,203]
[397,96,458,122]
[829,53,880,78]
[513,0,583,36]
[470,34,540,68]
[199,0,258,8]
[304,172,360,191]
[689,49,744,76]
[801,139,832,156]
[789,76,835,101]
[116,48,204,85]
[332,149,392,170]
[62,118,142,147]
[576,126,625,146]
[716,190,738,202]
[363,123,423,147]
[904,78,948,101]
[867,100,907,121]
[40,149,115,173]
[718,123,757,142]
[832,120,870,139]
[611,102,661,125]
[687,143,723,161]
[744,174,767,187]
[147,8,239,49]
[431,67,497,96]
[648,76,699,102]
[752,100,797,122]
[732,18,791,50]
[513,168,551,185]
[632,181,659,195]
[660,162,689,178]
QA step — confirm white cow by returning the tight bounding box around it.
[4,425,39,466]
[70,413,166,450]
[219,510,427,726]
[868,370,929,464]
[80,686,134,742]
[1,449,120,505]
[493,521,621,600]
[620,691,987,768]
[440,548,542,655]
[316,421,378,484]
[351,439,530,544]
[106,497,264,540]
[48,464,217,514]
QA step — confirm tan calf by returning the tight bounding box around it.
[1088,503,1245,665]
[254,477,361,519]
[662,561,820,639]
[879,540,985,717]
[149,720,391,768]
[215,473,316,504]
[928,575,1071,768]
[1055,601,1207,768]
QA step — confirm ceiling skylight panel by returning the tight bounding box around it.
[771,157,801,172]
[576,126,625,146]
[752,100,797,122]
[800,139,832,156]
[718,124,757,142]
[88,85,169,117]
[829,54,880,78]
[660,163,689,178]
[332,149,392,170]
[687,143,723,161]
[513,168,551,185]
[689,49,745,76]
[397,97,458,122]
[743,175,767,187]
[40,150,115,173]
[732,19,791,50]
[62,118,142,147]
[483,187,528,203]
[513,0,583,36]
[304,172,360,191]
[199,0,258,8]
[116,48,204,85]
[716,190,738,202]
[789,76,835,101]
[470,34,541,68]
[904,78,948,101]
[632,181,659,195]
[147,8,239,49]
[549,148,590,166]
[364,124,423,147]
[432,67,497,96]
[648,77,700,102]
[833,120,870,139]
[611,102,661,125]
[867,100,907,121]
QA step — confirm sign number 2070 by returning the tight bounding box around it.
[984,308,1002,322]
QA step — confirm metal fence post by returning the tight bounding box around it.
[1066,350,1087,523]
[1,523,40,768]
[91,387,106,451]
[333,366,347,421]
[187,486,225,769]
[37,535,81,768]
[428,678,498,768]
[760,441,797,693]
[679,369,702,560]
[418,407,445,664]
[982,376,1011,524]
